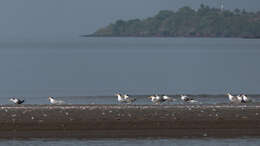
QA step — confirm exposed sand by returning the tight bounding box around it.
[0,104,260,138]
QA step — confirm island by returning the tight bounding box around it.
[85,5,260,38]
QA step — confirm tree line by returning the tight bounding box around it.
[89,5,260,38]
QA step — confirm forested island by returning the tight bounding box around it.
[87,5,260,38]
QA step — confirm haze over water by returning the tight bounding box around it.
[0,37,259,97]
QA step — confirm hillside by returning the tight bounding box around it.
[88,5,260,38]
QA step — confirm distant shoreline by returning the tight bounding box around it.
[88,5,260,39]
[81,35,260,39]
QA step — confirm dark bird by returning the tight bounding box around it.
[9,98,25,104]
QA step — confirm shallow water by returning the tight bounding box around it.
[1,94,260,105]
[1,138,260,146]
[0,95,259,105]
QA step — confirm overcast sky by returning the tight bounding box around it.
[0,0,259,41]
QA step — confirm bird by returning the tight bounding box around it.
[236,94,246,103]
[48,96,65,104]
[162,95,175,102]
[241,94,252,103]
[155,95,167,103]
[148,95,166,104]
[9,98,25,104]
[227,93,240,103]
[123,94,136,103]
[148,95,161,104]
[115,93,127,103]
[180,95,198,103]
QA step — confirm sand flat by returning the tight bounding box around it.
[0,104,260,138]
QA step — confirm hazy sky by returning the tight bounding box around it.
[0,0,259,41]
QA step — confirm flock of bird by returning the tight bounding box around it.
[116,93,198,104]
[8,93,252,105]
[227,93,252,103]
[116,93,253,104]
[9,96,65,105]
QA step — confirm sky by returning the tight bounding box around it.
[0,0,259,41]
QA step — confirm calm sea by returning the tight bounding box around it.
[0,37,259,98]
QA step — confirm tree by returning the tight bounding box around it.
[91,5,260,38]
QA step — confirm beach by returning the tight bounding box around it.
[1,104,260,138]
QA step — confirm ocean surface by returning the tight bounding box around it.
[1,37,260,145]
[0,37,260,97]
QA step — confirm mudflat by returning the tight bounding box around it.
[0,104,260,138]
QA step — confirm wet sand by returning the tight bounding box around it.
[0,104,260,138]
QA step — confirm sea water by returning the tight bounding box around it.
[0,37,260,97]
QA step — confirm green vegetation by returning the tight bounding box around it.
[89,5,260,38]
